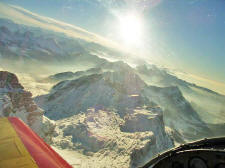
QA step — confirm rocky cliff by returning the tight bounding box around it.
[0,71,55,143]
[52,107,173,168]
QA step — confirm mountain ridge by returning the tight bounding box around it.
[0,2,118,49]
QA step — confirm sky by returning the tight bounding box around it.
[2,0,225,85]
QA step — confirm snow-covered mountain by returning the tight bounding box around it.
[36,62,212,142]
[136,64,225,125]
[0,71,55,143]
[36,69,147,120]
[45,61,131,83]
[0,18,109,64]
[1,2,224,167]
[42,61,224,139]
[0,2,115,48]
[142,85,211,141]
[33,61,219,166]
[0,2,128,67]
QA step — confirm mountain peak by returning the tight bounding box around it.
[0,71,24,89]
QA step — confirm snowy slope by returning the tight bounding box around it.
[137,64,225,125]
[52,107,173,168]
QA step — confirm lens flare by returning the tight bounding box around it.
[118,13,144,47]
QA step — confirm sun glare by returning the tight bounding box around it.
[118,13,143,47]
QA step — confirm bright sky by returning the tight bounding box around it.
[2,0,225,85]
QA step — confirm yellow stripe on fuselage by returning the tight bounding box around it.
[0,117,38,168]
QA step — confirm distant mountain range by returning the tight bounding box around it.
[0,2,115,47]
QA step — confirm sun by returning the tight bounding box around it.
[118,13,144,47]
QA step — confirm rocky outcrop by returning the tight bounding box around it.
[121,107,173,153]
[120,107,163,133]
[52,107,174,167]
[0,71,55,143]
[0,71,23,89]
